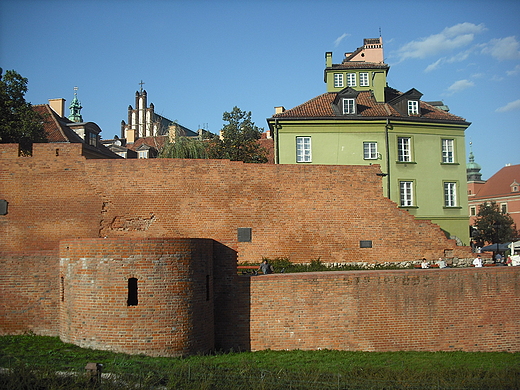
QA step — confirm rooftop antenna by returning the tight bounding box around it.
[379,27,382,37]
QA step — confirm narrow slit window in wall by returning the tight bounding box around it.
[127,278,138,306]
[60,276,64,302]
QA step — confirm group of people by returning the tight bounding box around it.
[421,257,448,268]
[473,253,515,267]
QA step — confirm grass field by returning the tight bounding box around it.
[1,335,518,389]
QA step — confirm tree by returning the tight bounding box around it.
[160,136,209,159]
[210,106,267,163]
[473,201,519,247]
[0,68,46,154]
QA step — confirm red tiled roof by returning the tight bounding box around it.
[329,62,389,70]
[33,104,83,143]
[271,90,468,123]
[472,164,520,198]
[127,135,168,151]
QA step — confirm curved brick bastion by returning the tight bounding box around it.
[59,238,214,357]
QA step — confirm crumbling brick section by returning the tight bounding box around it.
[0,144,472,262]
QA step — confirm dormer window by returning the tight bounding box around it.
[342,98,356,114]
[88,132,97,146]
[408,100,419,115]
[138,150,149,159]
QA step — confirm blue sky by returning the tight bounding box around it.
[1,0,519,179]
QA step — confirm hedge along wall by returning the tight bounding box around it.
[0,250,59,336]
[238,267,520,353]
[59,238,215,357]
[0,144,472,264]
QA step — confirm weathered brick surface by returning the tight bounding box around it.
[239,267,520,352]
[59,238,214,357]
[0,250,59,336]
[4,143,512,356]
[0,144,472,262]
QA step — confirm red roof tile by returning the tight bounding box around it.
[271,89,468,123]
[472,164,520,198]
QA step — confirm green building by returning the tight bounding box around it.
[267,37,471,244]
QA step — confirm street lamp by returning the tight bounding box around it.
[493,222,502,262]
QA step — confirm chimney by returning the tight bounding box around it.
[49,98,66,117]
[325,52,333,68]
[275,106,285,114]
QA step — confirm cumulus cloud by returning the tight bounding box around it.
[481,36,520,60]
[446,79,475,94]
[334,33,350,47]
[395,23,486,62]
[496,99,520,112]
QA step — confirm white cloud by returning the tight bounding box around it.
[334,33,350,47]
[506,64,520,76]
[481,36,520,60]
[425,58,444,72]
[446,79,475,94]
[395,23,486,62]
[496,99,520,112]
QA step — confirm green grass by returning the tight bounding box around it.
[1,335,519,389]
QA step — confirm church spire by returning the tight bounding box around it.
[467,142,482,182]
[68,86,83,122]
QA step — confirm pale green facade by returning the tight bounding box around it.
[268,38,471,244]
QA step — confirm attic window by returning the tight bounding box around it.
[408,100,419,115]
[342,98,356,114]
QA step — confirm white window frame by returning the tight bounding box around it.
[359,72,369,87]
[501,203,507,213]
[334,73,344,88]
[400,181,414,207]
[342,98,356,114]
[363,142,378,160]
[397,137,411,162]
[408,100,419,115]
[138,150,149,159]
[442,139,454,163]
[444,182,457,207]
[470,206,476,216]
[347,73,356,87]
[296,136,312,163]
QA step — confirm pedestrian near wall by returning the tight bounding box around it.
[473,255,483,267]
[421,258,429,268]
[259,259,274,275]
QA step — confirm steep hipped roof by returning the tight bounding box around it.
[33,104,84,143]
[270,88,468,123]
[471,164,520,198]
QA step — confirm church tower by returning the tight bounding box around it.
[68,87,83,122]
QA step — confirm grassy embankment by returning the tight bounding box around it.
[1,335,518,389]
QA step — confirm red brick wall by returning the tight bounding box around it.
[0,250,59,336]
[59,238,214,357]
[0,144,472,263]
[234,267,520,352]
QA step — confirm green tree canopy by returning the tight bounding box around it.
[473,201,518,245]
[0,68,46,154]
[210,106,267,163]
[159,136,209,159]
